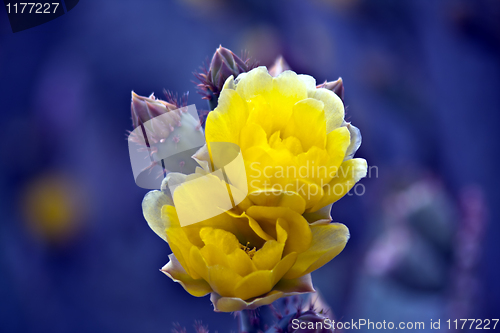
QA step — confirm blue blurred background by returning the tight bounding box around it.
[1,0,499,332]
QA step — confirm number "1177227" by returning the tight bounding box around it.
[6,3,60,14]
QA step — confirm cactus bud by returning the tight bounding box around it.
[317,77,344,102]
[128,92,205,188]
[195,45,257,109]
[268,56,291,77]
[131,91,177,130]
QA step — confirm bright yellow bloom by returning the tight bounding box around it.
[142,67,367,312]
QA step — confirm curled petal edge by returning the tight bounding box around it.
[210,273,315,312]
[161,254,213,297]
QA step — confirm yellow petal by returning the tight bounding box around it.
[235,66,273,101]
[283,223,349,279]
[233,270,273,300]
[310,88,344,133]
[210,273,314,312]
[142,190,173,242]
[267,71,309,128]
[246,95,281,137]
[247,213,274,242]
[199,244,230,267]
[296,146,332,186]
[276,219,288,244]
[282,135,304,155]
[325,126,351,173]
[206,89,248,145]
[161,204,182,228]
[207,264,242,297]
[239,122,268,152]
[252,240,284,270]
[246,206,312,255]
[294,178,324,210]
[297,74,316,93]
[282,98,326,151]
[200,227,240,254]
[227,248,256,276]
[170,171,233,227]
[189,246,209,281]
[273,70,309,101]
[308,158,367,212]
[247,190,306,215]
[271,252,298,285]
[161,254,212,297]
[182,209,249,248]
[166,226,200,279]
[222,210,267,249]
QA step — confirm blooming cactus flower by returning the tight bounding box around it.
[142,67,367,312]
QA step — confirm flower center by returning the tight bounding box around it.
[239,242,257,259]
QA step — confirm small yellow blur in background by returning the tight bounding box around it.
[20,173,88,245]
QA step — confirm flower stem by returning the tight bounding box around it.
[239,309,258,333]
[239,307,274,333]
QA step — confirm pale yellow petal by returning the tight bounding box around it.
[308,158,367,212]
[283,223,349,279]
[311,88,344,133]
[344,122,362,161]
[142,190,173,242]
[161,254,212,297]
[222,75,236,90]
[297,74,316,93]
[235,66,273,101]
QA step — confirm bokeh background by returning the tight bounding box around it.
[1,0,499,332]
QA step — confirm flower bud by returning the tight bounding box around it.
[209,46,248,87]
[195,45,257,108]
[317,77,344,102]
[128,96,206,188]
[131,91,177,130]
[268,56,290,77]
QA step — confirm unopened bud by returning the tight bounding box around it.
[195,45,257,109]
[317,77,344,102]
[131,92,177,130]
[209,46,249,87]
[268,56,290,77]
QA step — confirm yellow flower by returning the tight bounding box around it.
[142,67,367,312]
